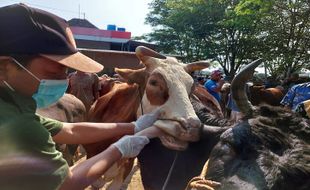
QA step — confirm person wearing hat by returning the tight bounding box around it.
[204,69,225,103]
[0,4,160,190]
[280,81,310,111]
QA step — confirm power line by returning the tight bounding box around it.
[24,2,79,14]
[0,1,86,18]
[0,0,19,5]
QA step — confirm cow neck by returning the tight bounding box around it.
[162,152,179,190]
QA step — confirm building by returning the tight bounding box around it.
[68,18,156,75]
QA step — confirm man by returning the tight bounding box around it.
[282,72,302,92]
[196,76,205,86]
[204,70,225,103]
[0,4,159,190]
[67,71,100,111]
[226,93,243,122]
[294,99,310,119]
[280,82,310,111]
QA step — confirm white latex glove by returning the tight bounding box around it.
[112,135,150,158]
[133,108,161,133]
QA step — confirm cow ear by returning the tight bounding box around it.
[183,61,211,73]
[135,46,166,62]
[115,67,148,85]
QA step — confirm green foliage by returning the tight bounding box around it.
[258,0,310,78]
[140,0,310,80]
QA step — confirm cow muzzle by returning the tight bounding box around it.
[153,117,202,150]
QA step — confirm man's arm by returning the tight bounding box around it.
[59,134,150,190]
[59,145,121,190]
[213,80,225,93]
[56,112,161,189]
[52,122,135,144]
[52,109,161,144]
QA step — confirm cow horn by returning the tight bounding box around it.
[201,125,228,140]
[184,61,211,73]
[135,46,166,62]
[231,59,263,117]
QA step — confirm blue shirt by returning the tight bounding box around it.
[204,79,221,102]
[280,82,310,110]
[226,93,240,111]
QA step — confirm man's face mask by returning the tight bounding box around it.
[11,58,68,108]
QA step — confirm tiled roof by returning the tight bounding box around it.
[68,18,98,29]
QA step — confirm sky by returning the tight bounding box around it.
[0,0,153,37]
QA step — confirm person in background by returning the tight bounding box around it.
[295,99,310,119]
[204,70,225,103]
[282,72,302,92]
[280,82,310,111]
[226,93,243,122]
[67,71,99,111]
[0,4,160,190]
[264,76,278,88]
[196,76,205,86]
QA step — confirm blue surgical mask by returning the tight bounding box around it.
[32,79,68,108]
[12,58,68,108]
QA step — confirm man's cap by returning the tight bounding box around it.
[211,69,222,76]
[0,3,103,73]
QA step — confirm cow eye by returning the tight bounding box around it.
[149,80,157,86]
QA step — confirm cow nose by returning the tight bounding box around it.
[186,117,201,129]
[178,117,201,142]
[178,117,201,129]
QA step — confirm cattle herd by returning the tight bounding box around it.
[38,46,310,190]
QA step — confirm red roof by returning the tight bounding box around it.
[70,26,131,39]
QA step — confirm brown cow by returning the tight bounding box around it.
[193,85,223,118]
[85,46,211,189]
[85,80,141,189]
[36,93,86,123]
[248,85,284,106]
[221,82,284,121]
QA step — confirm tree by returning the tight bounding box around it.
[142,0,310,80]
[258,0,310,79]
[144,0,226,62]
[213,0,270,78]
[143,0,268,78]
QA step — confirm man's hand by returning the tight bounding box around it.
[112,135,150,158]
[133,108,161,133]
[218,79,225,85]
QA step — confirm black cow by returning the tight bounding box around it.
[139,59,310,190]
[198,105,310,190]
[187,59,310,190]
[138,96,231,190]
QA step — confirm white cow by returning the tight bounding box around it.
[87,46,211,189]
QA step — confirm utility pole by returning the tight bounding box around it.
[264,62,268,81]
[78,4,80,19]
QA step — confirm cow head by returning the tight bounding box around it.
[116,46,210,150]
[199,60,310,189]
